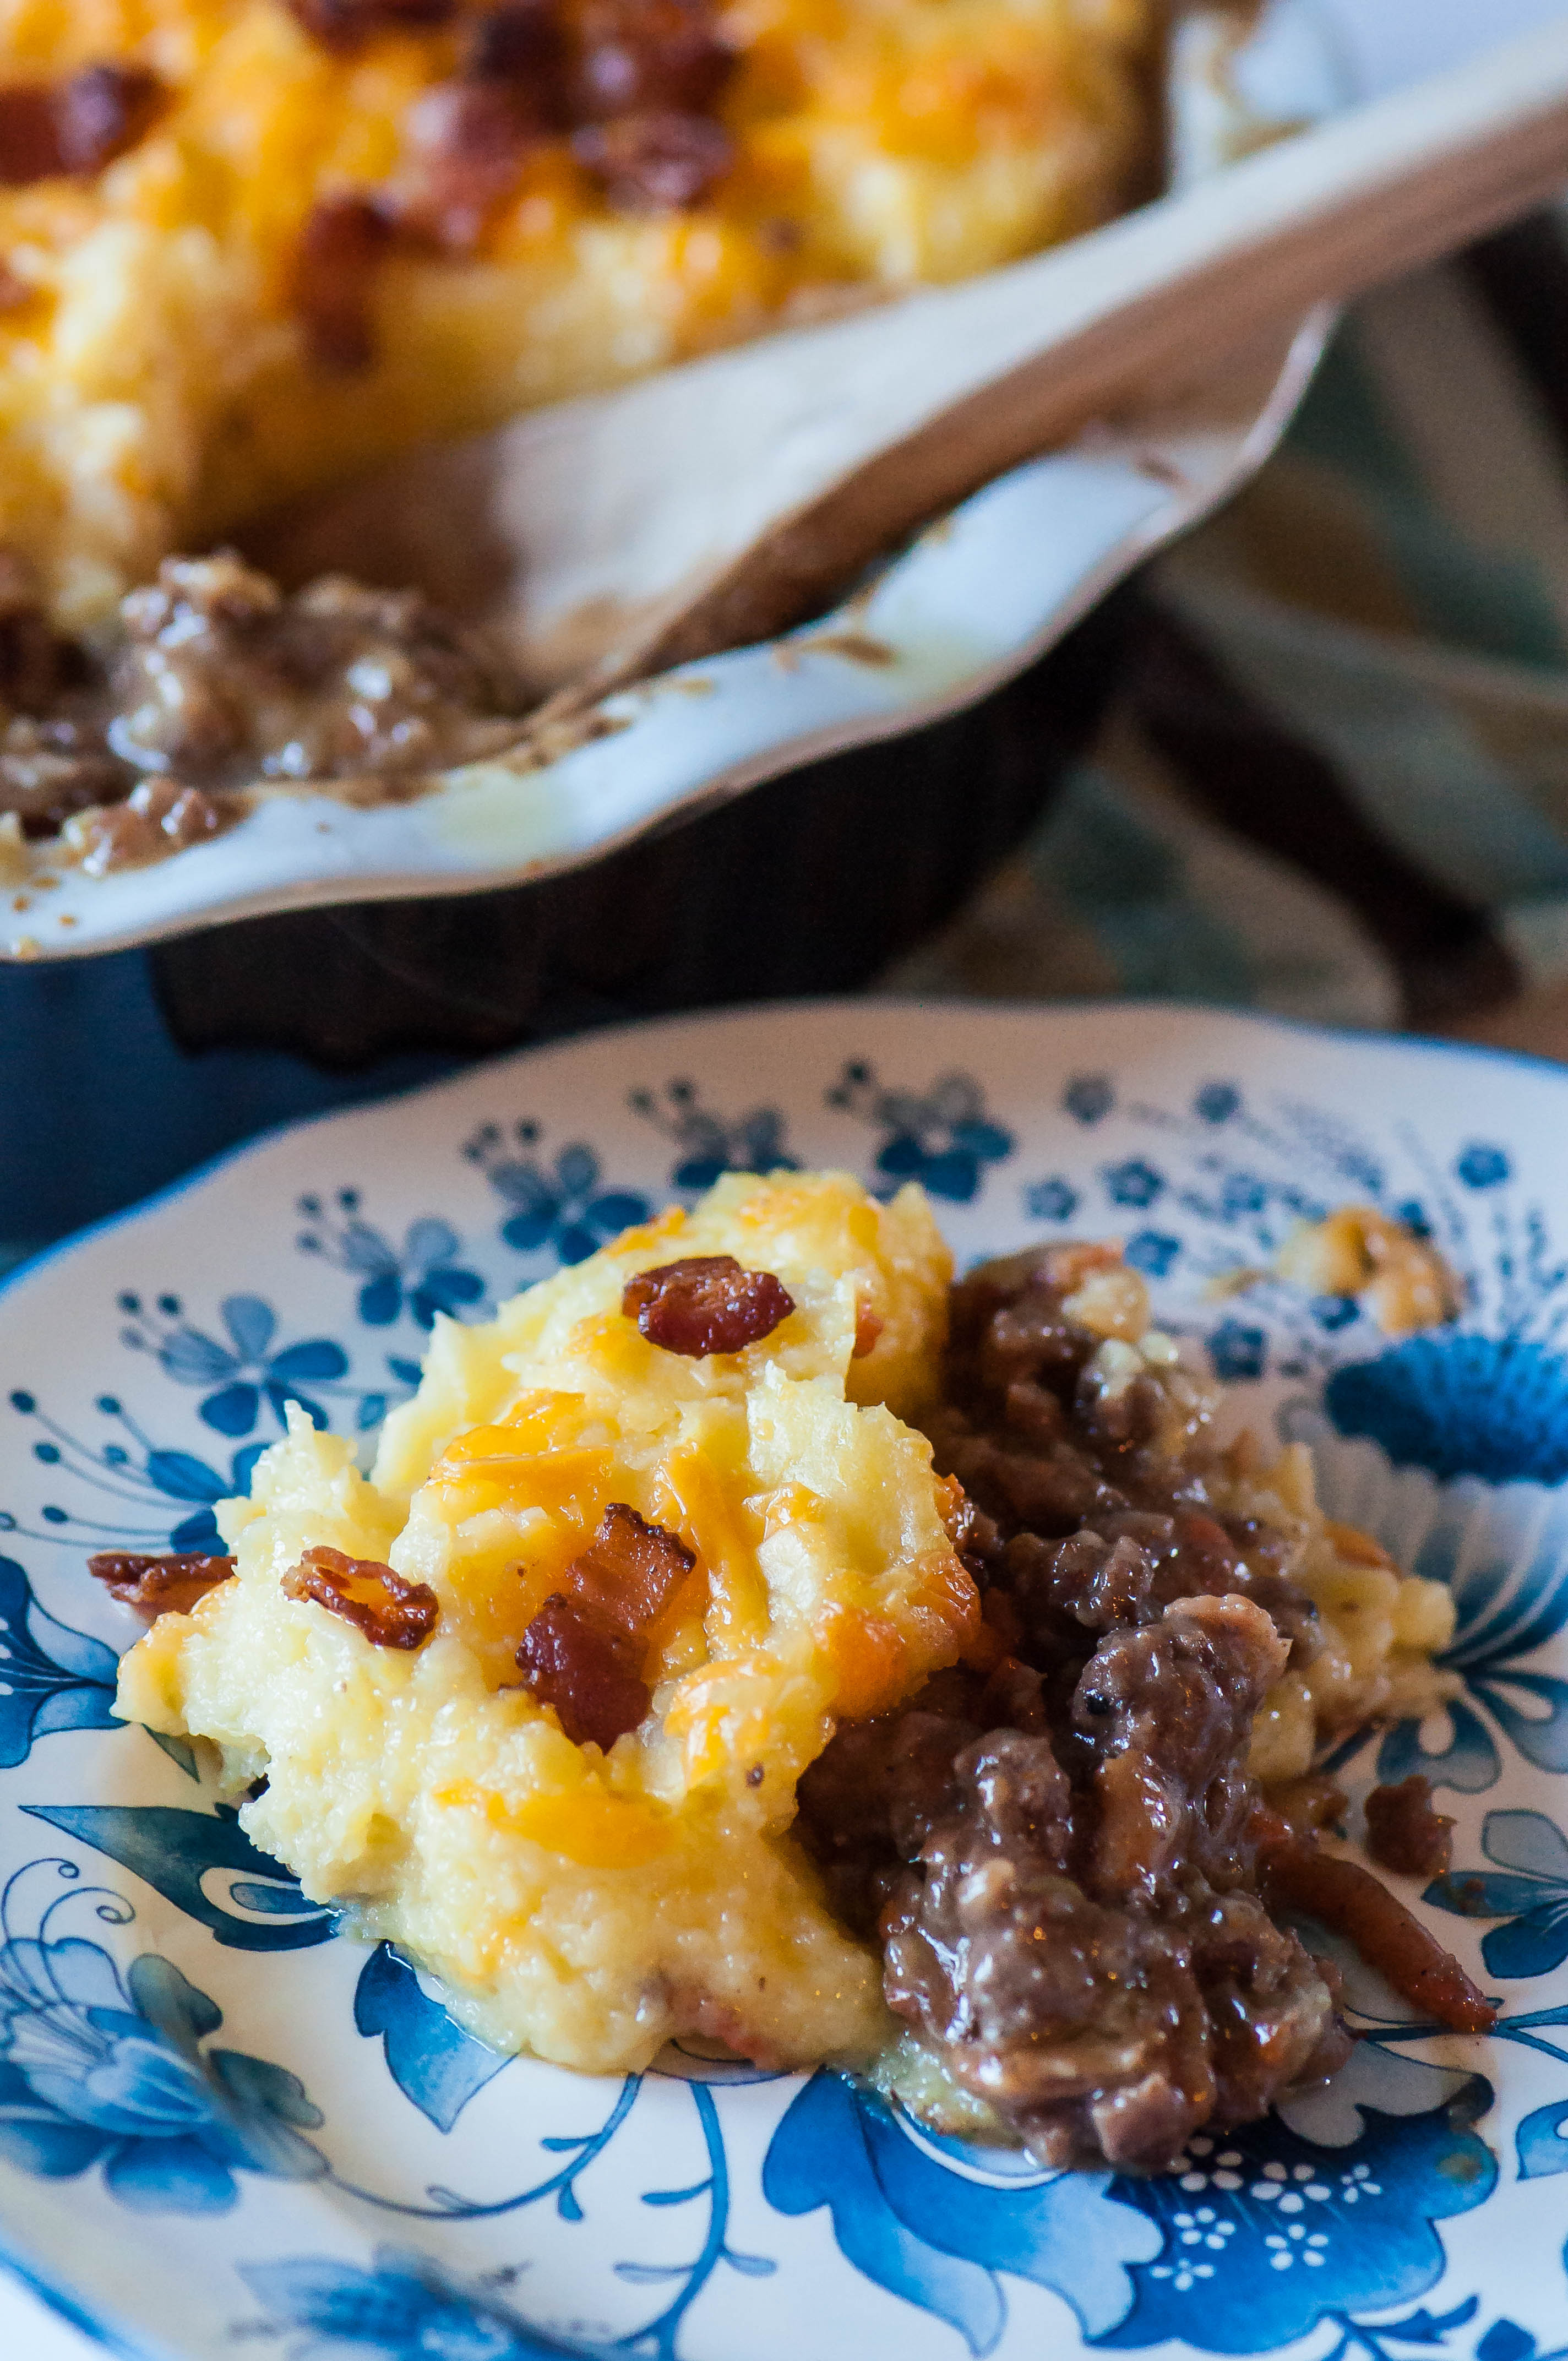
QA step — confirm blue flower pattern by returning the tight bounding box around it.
[629,1080,797,1192]
[296,1192,487,1330]
[3,1054,1568,2356]
[117,1292,353,1438]
[0,1870,325,2213]
[465,1122,650,1264]
[827,1063,1014,1201]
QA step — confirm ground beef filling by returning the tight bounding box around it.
[0,550,530,868]
[798,1245,1357,2173]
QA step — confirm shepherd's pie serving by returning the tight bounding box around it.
[108,1171,1490,2173]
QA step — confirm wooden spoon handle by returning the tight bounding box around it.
[633,17,1568,673]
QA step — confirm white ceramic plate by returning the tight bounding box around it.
[2,3,1343,967]
[3,998,1568,2361]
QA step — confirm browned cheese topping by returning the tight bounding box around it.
[622,1254,796,1357]
[514,1502,695,1748]
[282,1543,440,1647]
[290,0,734,363]
[0,65,164,188]
[88,1551,237,1618]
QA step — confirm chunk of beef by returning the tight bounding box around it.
[1364,1775,1454,1879]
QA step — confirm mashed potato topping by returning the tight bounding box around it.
[114,1173,1462,2109]
[116,1169,973,2071]
[0,0,1159,627]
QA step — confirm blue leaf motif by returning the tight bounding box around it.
[916,1149,988,1204]
[1484,1908,1568,1978]
[24,1804,336,1951]
[764,2074,1006,2355]
[588,1191,650,1234]
[268,1339,349,1383]
[1517,2099,1568,2180]
[555,1144,600,1199]
[353,1944,508,2131]
[503,1210,558,1252]
[339,1223,399,1279]
[357,1273,403,1328]
[264,1381,326,1430]
[199,1381,259,1438]
[160,1328,239,1385]
[143,1450,227,1504]
[1477,1809,1568,1883]
[1473,1671,1568,1774]
[405,1217,462,1271]
[242,2249,583,2358]
[222,1296,277,1362]
[1377,1699,1502,1795]
[0,1557,119,1767]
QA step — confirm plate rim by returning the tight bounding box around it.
[4,988,1565,2361]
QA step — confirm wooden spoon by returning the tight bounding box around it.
[250,18,1568,700]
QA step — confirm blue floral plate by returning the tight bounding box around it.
[3,999,1568,2361]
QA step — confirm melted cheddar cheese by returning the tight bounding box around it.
[0,0,1158,625]
[116,1170,970,2072]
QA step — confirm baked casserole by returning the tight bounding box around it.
[0,0,1162,630]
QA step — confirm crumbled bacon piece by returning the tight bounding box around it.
[1364,1775,1455,1880]
[515,1503,695,1748]
[622,1254,793,1356]
[291,194,394,371]
[287,0,455,51]
[395,80,543,249]
[0,65,162,186]
[1259,1829,1493,2032]
[0,259,27,309]
[282,1543,439,1649]
[54,64,163,173]
[852,1299,884,1358]
[89,1551,236,1619]
[466,0,571,102]
[0,88,57,186]
[571,110,732,210]
[573,0,733,121]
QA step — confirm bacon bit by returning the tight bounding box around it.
[1364,1775,1455,1880]
[287,0,455,51]
[291,194,394,371]
[1260,1831,1493,2033]
[0,89,57,185]
[622,1254,793,1356]
[574,0,733,120]
[53,65,164,173]
[467,0,571,100]
[852,1299,884,1359]
[515,1503,694,1749]
[0,258,27,309]
[282,1543,439,1649]
[571,111,732,211]
[88,1551,235,1619]
[0,65,163,187]
[395,80,542,249]
[1324,1518,1395,1570]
